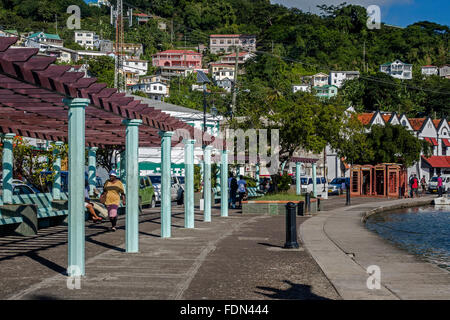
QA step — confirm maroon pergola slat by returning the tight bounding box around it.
[0,36,218,148]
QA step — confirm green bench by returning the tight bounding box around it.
[12,192,69,220]
[246,187,265,199]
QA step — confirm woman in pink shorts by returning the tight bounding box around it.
[101,170,125,231]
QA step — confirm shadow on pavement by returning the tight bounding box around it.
[255,280,331,300]
[24,252,66,275]
[257,242,284,248]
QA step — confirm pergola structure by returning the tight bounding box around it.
[0,37,230,276]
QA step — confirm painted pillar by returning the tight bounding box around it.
[220,150,229,217]
[123,119,142,252]
[88,147,98,197]
[296,162,301,196]
[216,164,221,191]
[183,139,195,228]
[256,164,260,190]
[2,133,15,205]
[64,98,90,277]
[52,141,64,200]
[203,146,212,222]
[312,163,317,198]
[160,131,174,238]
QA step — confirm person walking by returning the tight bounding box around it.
[229,175,238,209]
[408,174,414,198]
[437,174,443,197]
[420,175,427,196]
[237,175,247,208]
[412,174,419,198]
[101,170,125,231]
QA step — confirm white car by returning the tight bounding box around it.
[428,175,450,193]
[300,176,328,195]
[148,174,184,205]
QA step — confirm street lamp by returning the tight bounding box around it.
[196,71,211,147]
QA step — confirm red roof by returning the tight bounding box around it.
[155,50,200,55]
[223,51,250,57]
[357,113,374,125]
[421,156,450,168]
[433,119,441,128]
[381,114,391,123]
[424,137,438,146]
[408,118,426,131]
[443,139,450,147]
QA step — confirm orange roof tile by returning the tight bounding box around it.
[433,119,441,128]
[408,118,426,131]
[382,114,391,123]
[357,113,375,125]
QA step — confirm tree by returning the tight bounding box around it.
[86,56,115,88]
[96,145,124,173]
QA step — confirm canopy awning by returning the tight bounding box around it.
[421,156,450,168]
[442,139,450,147]
[424,137,438,146]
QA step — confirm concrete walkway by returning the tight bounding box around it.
[300,196,450,300]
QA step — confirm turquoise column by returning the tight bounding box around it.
[2,133,15,204]
[312,163,317,197]
[220,150,229,217]
[296,162,301,196]
[123,119,142,252]
[203,146,212,222]
[256,164,260,190]
[88,147,98,197]
[64,98,89,277]
[160,131,174,238]
[52,141,64,200]
[183,139,195,228]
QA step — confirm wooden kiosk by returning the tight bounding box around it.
[350,163,407,197]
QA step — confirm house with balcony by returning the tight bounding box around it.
[209,34,256,54]
[25,32,64,51]
[219,51,254,65]
[313,85,338,99]
[128,81,169,101]
[421,65,439,76]
[124,59,148,76]
[152,50,202,69]
[329,71,360,88]
[310,73,329,87]
[380,60,413,79]
[439,65,450,79]
[74,31,99,50]
[209,63,235,81]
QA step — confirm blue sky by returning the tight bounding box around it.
[271,0,449,27]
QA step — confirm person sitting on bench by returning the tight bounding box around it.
[85,179,102,223]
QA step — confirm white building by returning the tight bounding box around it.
[128,82,169,101]
[380,59,413,80]
[311,73,329,87]
[74,31,99,50]
[329,71,360,88]
[421,65,439,76]
[292,84,310,93]
[439,65,450,79]
[210,64,235,82]
[209,34,256,54]
[124,59,148,76]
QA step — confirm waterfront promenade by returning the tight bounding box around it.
[0,196,448,300]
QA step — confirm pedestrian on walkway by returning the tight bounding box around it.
[412,174,419,198]
[420,175,427,196]
[85,178,102,223]
[101,170,125,231]
[229,174,238,209]
[437,174,443,197]
[237,175,247,208]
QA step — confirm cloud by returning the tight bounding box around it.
[271,0,413,14]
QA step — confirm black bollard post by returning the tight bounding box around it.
[345,184,351,206]
[284,202,299,249]
[297,201,304,216]
[305,193,311,213]
[317,198,321,211]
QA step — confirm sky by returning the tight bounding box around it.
[271,0,449,27]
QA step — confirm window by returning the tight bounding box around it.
[220,40,224,44]
[159,86,162,91]
[153,86,157,90]
[212,40,216,44]
[227,40,232,44]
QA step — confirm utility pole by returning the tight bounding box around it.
[363,40,366,72]
[171,19,174,45]
[55,14,58,34]
[231,46,240,118]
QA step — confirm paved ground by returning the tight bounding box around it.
[0,201,341,300]
[301,195,450,300]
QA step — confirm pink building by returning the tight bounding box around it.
[152,50,203,69]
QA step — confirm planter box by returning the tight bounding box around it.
[242,200,318,215]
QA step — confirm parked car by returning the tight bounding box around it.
[148,174,184,205]
[139,176,156,209]
[328,177,350,195]
[0,179,35,197]
[428,175,450,193]
[300,176,328,195]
